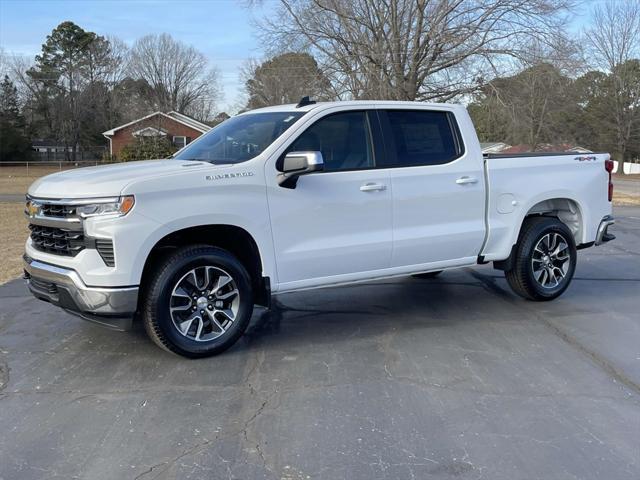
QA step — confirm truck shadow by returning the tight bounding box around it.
[124,266,630,358]
[238,271,522,351]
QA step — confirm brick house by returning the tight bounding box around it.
[102,111,211,159]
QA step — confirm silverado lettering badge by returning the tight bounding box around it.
[206,172,255,181]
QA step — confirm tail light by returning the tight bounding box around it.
[605,159,614,202]
[605,159,614,173]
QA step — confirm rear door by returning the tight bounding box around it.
[266,109,393,289]
[377,107,486,268]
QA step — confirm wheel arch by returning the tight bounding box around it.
[494,196,584,271]
[522,197,584,245]
[139,224,270,307]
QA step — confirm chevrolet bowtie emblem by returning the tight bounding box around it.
[26,201,40,217]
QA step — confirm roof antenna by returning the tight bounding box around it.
[296,96,316,108]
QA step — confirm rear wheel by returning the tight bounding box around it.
[142,245,253,358]
[505,217,576,301]
[412,270,443,279]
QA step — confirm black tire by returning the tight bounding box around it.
[412,270,443,279]
[505,217,577,301]
[142,245,253,358]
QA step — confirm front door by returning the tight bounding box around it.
[266,110,392,290]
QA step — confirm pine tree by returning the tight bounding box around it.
[26,21,100,160]
[0,75,32,161]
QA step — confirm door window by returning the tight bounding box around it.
[287,111,374,171]
[380,110,463,167]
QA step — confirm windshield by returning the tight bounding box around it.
[174,111,305,164]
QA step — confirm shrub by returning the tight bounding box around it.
[119,136,177,162]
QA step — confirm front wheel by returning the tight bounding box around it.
[505,217,577,301]
[142,245,254,358]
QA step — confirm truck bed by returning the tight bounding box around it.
[480,151,612,262]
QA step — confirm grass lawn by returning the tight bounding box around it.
[0,202,29,284]
[0,166,64,195]
[613,192,640,206]
[613,172,640,180]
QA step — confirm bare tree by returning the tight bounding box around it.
[128,34,221,120]
[255,0,575,101]
[589,0,640,72]
[470,61,577,149]
[179,68,222,121]
[85,36,128,86]
[586,0,640,171]
[242,52,334,108]
[0,47,8,78]
[469,37,584,149]
[8,55,41,128]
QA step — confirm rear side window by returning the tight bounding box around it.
[380,110,463,167]
[287,111,374,172]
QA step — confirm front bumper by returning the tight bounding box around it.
[595,215,616,246]
[23,255,138,331]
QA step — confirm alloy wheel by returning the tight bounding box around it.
[531,232,571,289]
[169,266,240,342]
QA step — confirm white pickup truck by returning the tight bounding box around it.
[24,99,616,357]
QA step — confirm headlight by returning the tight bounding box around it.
[75,195,135,218]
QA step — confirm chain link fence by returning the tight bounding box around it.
[0,160,119,176]
[31,146,107,162]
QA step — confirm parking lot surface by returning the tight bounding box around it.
[1,206,639,480]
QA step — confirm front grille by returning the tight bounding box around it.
[40,203,77,218]
[29,224,85,256]
[95,239,115,267]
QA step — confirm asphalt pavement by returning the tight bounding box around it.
[0,207,639,480]
[0,194,24,203]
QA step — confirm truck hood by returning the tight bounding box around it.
[28,159,210,199]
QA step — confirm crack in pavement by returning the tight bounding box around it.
[133,437,215,480]
[0,359,8,392]
[239,349,280,476]
[537,317,640,395]
[468,269,640,397]
[131,346,284,480]
[133,374,280,480]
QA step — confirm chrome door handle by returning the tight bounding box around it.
[360,183,387,192]
[456,176,478,185]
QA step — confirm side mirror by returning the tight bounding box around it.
[277,151,324,189]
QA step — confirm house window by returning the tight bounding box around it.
[173,136,187,149]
